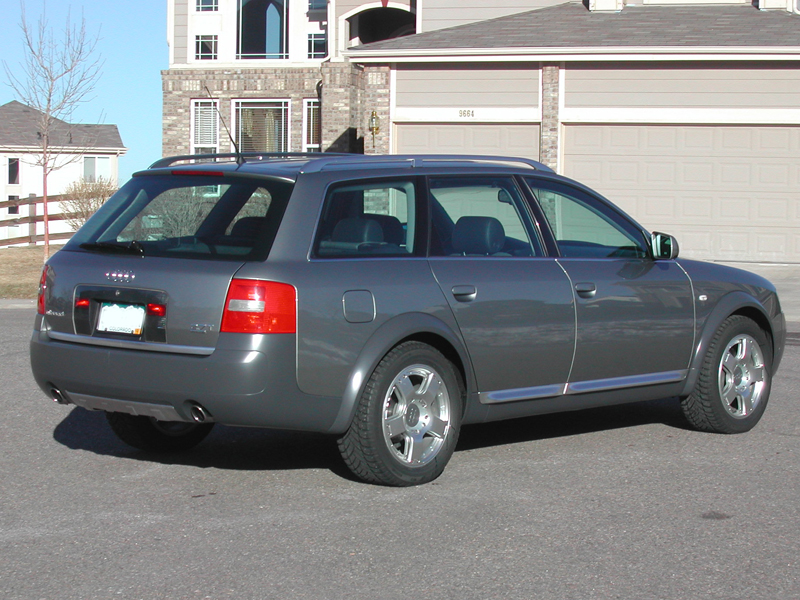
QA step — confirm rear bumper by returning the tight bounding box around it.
[30,325,344,433]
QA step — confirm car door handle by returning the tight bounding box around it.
[575,282,597,298]
[451,285,477,302]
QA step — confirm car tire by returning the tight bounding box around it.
[106,412,214,453]
[681,315,772,434]
[338,341,463,486]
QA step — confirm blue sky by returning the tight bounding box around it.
[0,0,167,182]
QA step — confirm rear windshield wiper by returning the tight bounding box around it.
[79,240,145,256]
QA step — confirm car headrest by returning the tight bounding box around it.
[451,216,505,255]
[331,218,384,244]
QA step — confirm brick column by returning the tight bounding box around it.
[363,66,391,154]
[540,63,560,171]
[320,62,365,153]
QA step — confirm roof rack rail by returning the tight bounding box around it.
[415,155,554,173]
[299,153,554,173]
[149,152,355,169]
[149,152,555,173]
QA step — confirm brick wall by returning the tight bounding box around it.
[540,63,560,170]
[362,66,391,154]
[163,67,328,156]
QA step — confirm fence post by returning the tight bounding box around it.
[28,193,37,246]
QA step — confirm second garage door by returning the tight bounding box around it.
[395,123,540,159]
[563,125,800,263]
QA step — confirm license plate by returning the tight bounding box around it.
[97,303,146,335]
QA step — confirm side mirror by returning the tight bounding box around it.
[651,232,680,260]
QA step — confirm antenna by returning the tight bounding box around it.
[204,85,242,164]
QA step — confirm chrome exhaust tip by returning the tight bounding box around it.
[51,387,70,405]
[189,403,213,423]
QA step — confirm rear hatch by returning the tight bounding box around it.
[41,170,294,352]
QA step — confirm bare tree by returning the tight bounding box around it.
[3,2,103,260]
[61,177,117,231]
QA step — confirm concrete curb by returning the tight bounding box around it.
[0,299,36,310]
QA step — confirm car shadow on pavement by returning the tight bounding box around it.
[52,407,355,479]
[458,396,689,451]
[52,395,689,480]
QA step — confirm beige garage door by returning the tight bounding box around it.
[395,123,540,159]
[563,125,800,262]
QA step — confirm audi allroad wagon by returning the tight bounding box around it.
[30,153,785,486]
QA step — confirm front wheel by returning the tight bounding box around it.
[106,412,214,453]
[338,342,463,486]
[681,315,772,434]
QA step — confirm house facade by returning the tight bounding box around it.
[0,101,126,247]
[163,0,800,262]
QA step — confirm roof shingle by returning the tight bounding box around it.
[350,2,800,53]
[0,100,125,150]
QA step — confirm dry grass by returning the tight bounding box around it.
[0,247,49,299]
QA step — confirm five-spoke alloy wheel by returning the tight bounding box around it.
[339,341,463,486]
[682,315,772,434]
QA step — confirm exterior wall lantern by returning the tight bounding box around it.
[368,110,380,149]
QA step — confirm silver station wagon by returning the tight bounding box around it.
[30,153,786,486]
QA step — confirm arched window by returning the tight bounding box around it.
[238,0,287,59]
[348,7,415,47]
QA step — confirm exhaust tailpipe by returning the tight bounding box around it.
[51,387,70,405]
[189,403,214,423]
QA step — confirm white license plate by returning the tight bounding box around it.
[97,303,146,335]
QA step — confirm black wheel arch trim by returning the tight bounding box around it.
[327,312,476,434]
[680,290,784,398]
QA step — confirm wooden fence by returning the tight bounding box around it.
[0,193,75,247]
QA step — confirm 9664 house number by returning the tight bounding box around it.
[458,109,475,118]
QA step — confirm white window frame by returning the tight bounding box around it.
[232,100,291,153]
[307,32,327,59]
[195,35,218,60]
[191,100,219,155]
[83,156,111,183]
[302,99,321,152]
[237,0,288,60]
[196,0,218,10]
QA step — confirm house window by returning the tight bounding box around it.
[193,100,219,155]
[8,158,19,185]
[303,99,321,152]
[7,195,19,215]
[84,157,111,182]
[307,33,326,59]
[237,0,288,59]
[195,35,218,60]
[197,0,218,10]
[234,101,289,153]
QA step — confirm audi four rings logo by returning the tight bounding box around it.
[106,270,136,282]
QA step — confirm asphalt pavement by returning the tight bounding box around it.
[1,264,799,599]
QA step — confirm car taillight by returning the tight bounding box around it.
[37,266,49,315]
[221,279,296,334]
[147,303,167,317]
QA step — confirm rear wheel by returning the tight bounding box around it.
[338,342,463,486]
[681,315,771,434]
[106,412,214,452]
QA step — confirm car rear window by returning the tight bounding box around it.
[65,174,293,261]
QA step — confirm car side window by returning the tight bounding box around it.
[314,179,416,257]
[428,176,542,257]
[525,180,648,259]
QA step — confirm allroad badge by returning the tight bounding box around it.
[106,270,136,283]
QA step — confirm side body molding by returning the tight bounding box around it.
[327,311,476,434]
